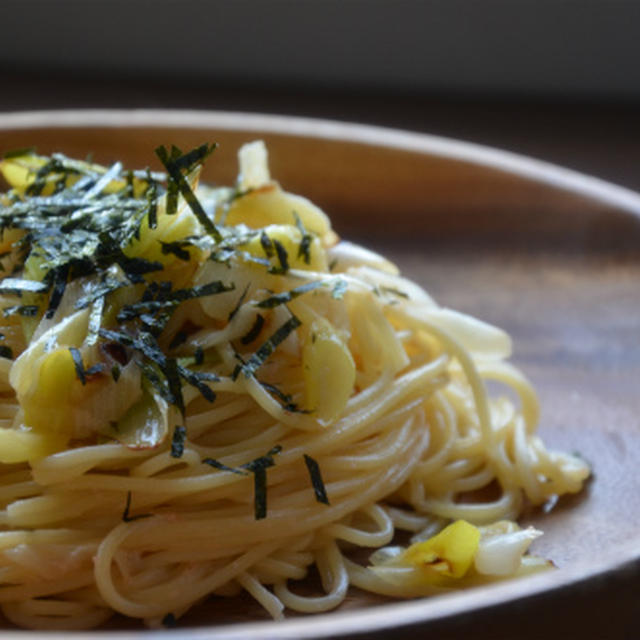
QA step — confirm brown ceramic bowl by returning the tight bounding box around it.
[1,110,639,639]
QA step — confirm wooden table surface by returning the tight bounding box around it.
[1,78,639,639]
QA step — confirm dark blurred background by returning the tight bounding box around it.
[1,0,639,190]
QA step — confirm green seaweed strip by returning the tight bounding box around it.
[240,314,265,345]
[239,315,301,378]
[155,145,222,242]
[2,305,39,317]
[303,454,330,505]
[68,347,87,385]
[228,283,250,321]
[331,279,348,299]
[0,278,48,294]
[202,457,248,476]
[256,280,323,309]
[170,425,186,458]
[270,238,289,274]
[122,491,153,522]
[293,211,312,265]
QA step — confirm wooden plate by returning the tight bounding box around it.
[1,110,639,639]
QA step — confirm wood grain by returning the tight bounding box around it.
[0,110,639,639]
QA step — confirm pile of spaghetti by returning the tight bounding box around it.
[0,141,589,630]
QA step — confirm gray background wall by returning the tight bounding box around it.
[1,0,639,99]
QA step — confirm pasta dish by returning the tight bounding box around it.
[0,141,590,629]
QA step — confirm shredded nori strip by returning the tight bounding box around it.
[124,170,135,199]
[44,264,69,318]
[85,363,104,376]
[0,346,13,359]
[255,280,323,309]
[202,457,248,476]
[258,380,307,413]
[83,161,123,200]
[241,445,282,472]
[293,212,312,265]
[380,286,409,299]
[99,328,135,349]
[240,313,265,345]
[303,454,330,505]
[2,304,39,317]
[270,238,289,274]
[212,248,270,269]
[75,277,127,310]
[163,146,181,215]
[155,144,222,242]
[69,347,87,385]
[86,296,105,346]
[136,360,172,405]
[0,278,48,294]
[331,279,348,299]
[111,364,121,382]
[164,356,185,416]
[122,491,153,522]
[145,169,158,229]
[25,157,64,196]
[176,364,217,403]
[228,283,250,321]
[243,446,282,520]
[100,329,168,398]
[260,231,275,258]
[117,280,233,322]
[110,255,164,284]
[170,425,186,458]
[169,142,217,172]
[236,314,301,378]
[251,466,269,519]
[103,328,216,406]
[201,446,282,519]
[208,248,235,265]
[159,240,192,261]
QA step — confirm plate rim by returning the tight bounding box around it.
[2,108,640,219]
[0,108,638,637]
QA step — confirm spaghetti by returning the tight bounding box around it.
[0,141,590,629]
